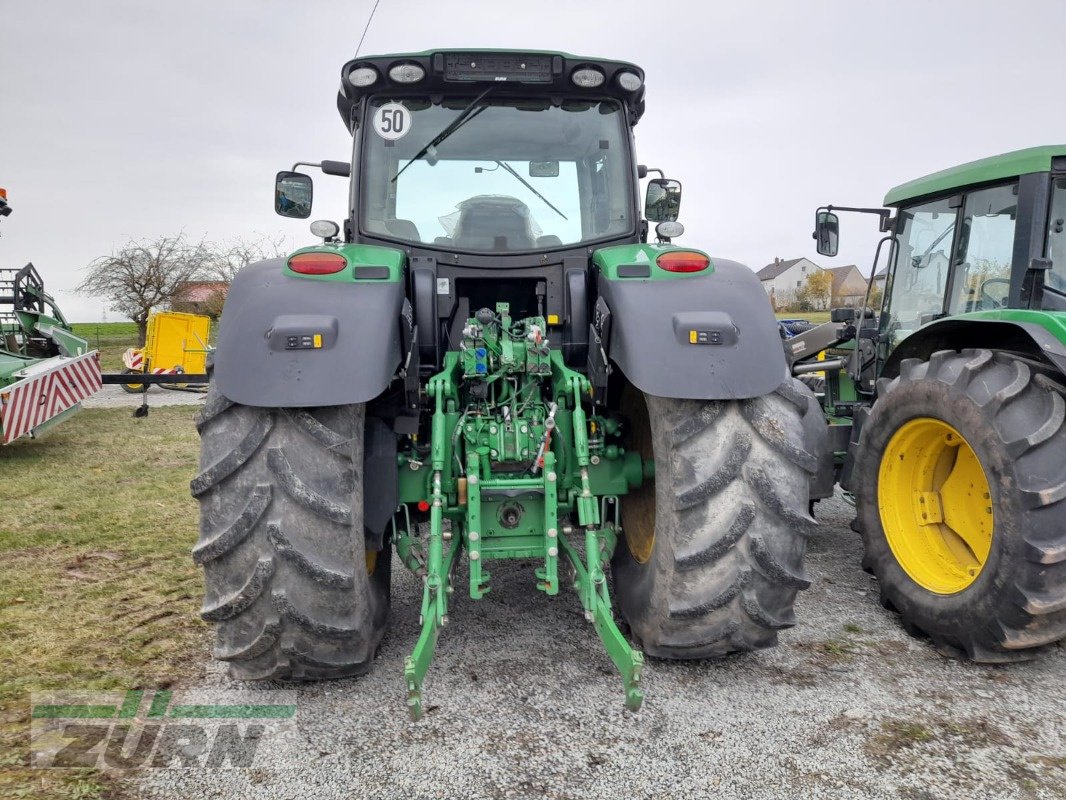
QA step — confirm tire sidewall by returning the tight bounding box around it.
[856,369,1026,640]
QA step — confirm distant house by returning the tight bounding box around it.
[172,281,228,316]
[826,265,869,307]
[756,257,824,310]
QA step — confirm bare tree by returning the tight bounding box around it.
[198,235,288,319]
[77,234,211,345]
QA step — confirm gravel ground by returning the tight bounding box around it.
[136,492,1066,800]
[81,384,208,409]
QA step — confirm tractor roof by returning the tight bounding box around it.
[336,48,646,131]
[884,145,1066,207]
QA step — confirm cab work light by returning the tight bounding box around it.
[616,70,643,92]
[571,67,605,88]
[656,251,710,273]
[348,66,378,87]
[388,62,425,83]
[288,253,347,275]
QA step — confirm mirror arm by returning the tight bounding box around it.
[291,160,352,178]
[821,204,894,232]
[643,167,665,179]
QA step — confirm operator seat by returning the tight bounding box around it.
[383,218,421,242]
[452,196,536,251]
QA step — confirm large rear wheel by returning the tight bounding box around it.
[192,388,390,680]
[855,349,1066,661]
[612,379,820,658]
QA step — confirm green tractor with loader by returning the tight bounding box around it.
[193,49,826,718]
[792,146,1066,662]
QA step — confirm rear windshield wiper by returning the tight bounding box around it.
[393,87,494,182]
[495,161,567,221]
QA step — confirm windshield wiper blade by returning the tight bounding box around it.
[495,161,568,221]
[392,87,495,183]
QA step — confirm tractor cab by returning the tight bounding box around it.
[333,50,659,252]
[811,145,1066,396]
[273,51,685,358]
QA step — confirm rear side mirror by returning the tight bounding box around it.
[529,161,559,177]
[645,178,682,222]
[275,171,313,219]
[814,210,839,256]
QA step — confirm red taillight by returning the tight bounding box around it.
[656,251,710,273]
[288,253,347,275]
[417,500,430,512]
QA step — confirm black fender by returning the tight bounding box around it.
[214,258,404,407]
[596,257,787,399]
[881,317,1066,379]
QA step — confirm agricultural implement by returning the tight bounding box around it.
[192,49,825,718]
[795,146,1066,660]
[120,310,211,394]
[0,189,102,445]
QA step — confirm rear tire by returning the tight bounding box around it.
[192,387,390,680]
[612,379,819,658]
[855,349,1066,661]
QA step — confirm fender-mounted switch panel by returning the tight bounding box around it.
[286,334,323,350]
[672,311,737,347]
[268,314,339,352]
[688,330,723,345]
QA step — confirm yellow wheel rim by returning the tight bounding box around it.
[365,550,377,575]
[877,417,993,594]
[620,388,655,564]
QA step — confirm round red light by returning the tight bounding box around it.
[416,500,430,512]
[656,251,710,273]
[288,253,347,275]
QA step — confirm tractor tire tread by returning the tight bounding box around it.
[193,387,388,681]
[855,348,1066,662]
[614,378,819,659]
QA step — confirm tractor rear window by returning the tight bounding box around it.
[359,98,634,254]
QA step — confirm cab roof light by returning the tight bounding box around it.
[348,65,378,88]
[571,67,605,88]
[615,70,643,92]
[388,62,425,83]
[656,251,710,273]
[288,252,347,275]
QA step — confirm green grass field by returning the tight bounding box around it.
[0,406,204,799]
[71,323,140,373]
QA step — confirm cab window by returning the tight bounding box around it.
[947,182,1017,313]
[883,196,957,348]
[1047,177,1066,295]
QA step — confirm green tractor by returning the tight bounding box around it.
[193,49,826,718]
[795,146,1066,662]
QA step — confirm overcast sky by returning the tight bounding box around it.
[2,0,1064,322]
